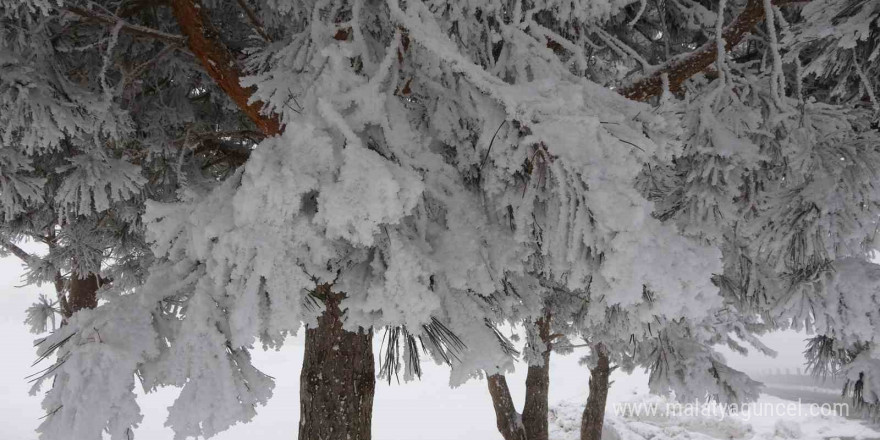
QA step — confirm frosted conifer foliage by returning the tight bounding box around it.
[14,0,880,438]
[19,1,737,438]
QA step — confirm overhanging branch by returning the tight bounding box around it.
[235,0,272,43]
[64,6,187,46]
[0,238,36,264]
[619,0,810,102]
[169,0,282,136]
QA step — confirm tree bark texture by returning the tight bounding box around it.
[487,313,552,440]
[67,273,100,315]
[580,344,611,440]
[299,291,375,440]
[487,373,527,440]
[522,316,551,440]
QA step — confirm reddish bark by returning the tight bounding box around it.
[620,0,809,101]
[169,0,281,136]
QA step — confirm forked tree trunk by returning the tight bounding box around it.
[487,313,552,440]
[487,373,526,440]
[299,290,375,440]
[580,344,611,440]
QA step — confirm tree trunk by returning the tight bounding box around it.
[580,344,611,440]
[487,373,526,440]
[487,313,552,440]
[299,291,375,440]
[522,316,551,440]
[67,273,100,315]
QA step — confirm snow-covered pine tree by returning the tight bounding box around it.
[1,0,148,322]
[775,0,880,415]
[1,1,284,438]
[477,0,808,438]
[638,0,880,425]
[482,0,880,438]
[8,1,880,440]
[5,1,731,440]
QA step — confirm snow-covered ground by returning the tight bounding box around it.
[2,249,879,440]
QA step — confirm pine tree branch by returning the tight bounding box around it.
[169,0,282,136]
[0,238,35,264]
[234,0,272,43]
[64,6,187,46]
[619,0,810,102]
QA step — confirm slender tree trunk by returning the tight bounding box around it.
[487,312,552,440]
[580,344,611,440]
[487,373,526,440]
[522,315,551,440]
[299,290,375,440]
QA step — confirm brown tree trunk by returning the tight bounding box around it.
[67,273,101,315]
[487,373,527,440]
[522,315,551,440]
[580,344,611,440]
[487,313,552,440]
[486,374,526,440]
[299,291,375,440]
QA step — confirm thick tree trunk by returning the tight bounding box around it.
[522,316,551,440]
[299,292,375,440]
[580,344,611,440]
[67,273,100,315]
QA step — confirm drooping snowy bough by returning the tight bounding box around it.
[5,0,880,439]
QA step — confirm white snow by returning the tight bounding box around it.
[2,252,879,440]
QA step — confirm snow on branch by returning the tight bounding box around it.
[620,0,810,102]
[234,0,272,43]
[0,238,36,264]
[169,0,282,136]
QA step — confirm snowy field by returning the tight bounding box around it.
[1,248,879,440]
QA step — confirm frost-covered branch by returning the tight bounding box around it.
[64,6,187,46]
[169,0,282,136]
[620,0,810,101]
[234,0,272,43]
[0,238,35,264]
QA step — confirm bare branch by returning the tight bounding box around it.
[0,238,36,264]
[235,0,272,43]
[123,44,179,87]
[63,6,187,47]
